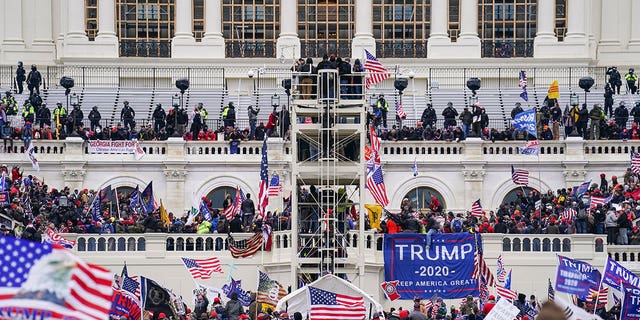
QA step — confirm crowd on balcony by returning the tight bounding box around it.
[378,172,640,246]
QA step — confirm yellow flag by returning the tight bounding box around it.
[160,200,170,228]
[365,204,383,230]
[548,80,560,99]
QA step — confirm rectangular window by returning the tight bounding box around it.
[85,0,99,41]
[223,0,279,57]
[117,0,175,57]
[479,0,535,57]
[372,0,429,57]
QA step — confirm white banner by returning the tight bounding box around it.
[87,140,145,160]
[484,298,521,320]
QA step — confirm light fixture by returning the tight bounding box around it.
[408,71,415,79]
[271,94,280,107]
[70,93,79,106]
[570,93,579,106]
[248,69,255,79]
[172,94,180,107]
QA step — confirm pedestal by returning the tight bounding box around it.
[276,35,301,60]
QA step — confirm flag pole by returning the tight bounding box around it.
[114,186,121,219]
[592,276,604,314]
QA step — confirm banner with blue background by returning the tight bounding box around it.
[555,255,601,297]
[513,109,537,137]
[383,233,478,299]
[623,286,640,320]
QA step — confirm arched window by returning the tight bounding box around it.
[502,187,536,207]
[404,187,445,212]
[206,186,240,211]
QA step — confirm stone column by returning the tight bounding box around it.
[33,0,54,45]
[456,0,480,56]
[173,0,195,40]
[629,1,640,48]
[163,166,188,213]
[66,0,88,40]
[428,0,449,42]
[534,0,557,42]
[276,0,301,60]
[201,0,226,57]
[96,0,118,41]
[565,0,586,42]
[3,0,25,45]
[351,0,376,57]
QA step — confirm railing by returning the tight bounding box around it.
[376,41,428,58]
[607,245,640,262]
[45,65,225,89]
[225,41,276,58]
[481,40,534,58]
[300,40,351,58]
[119,40,171,58]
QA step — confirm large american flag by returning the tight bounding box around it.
[308,286,366,320]
[396,103,407,119]
[479,275,490,308]
[511,165,529,185]
[120,275,141,303]
[268,175,282,197]
[560,207,577,221]
[229,232,263,258]
[590,195,612,209]
[257,271,287,307]
[496,255,507,283]
[472,236,495,287]
[121,264,141,299]
[471,199,483,217]
[588,287,608,304]
[369,125,381,163]
[43,227,76,249]
[631,152,640,174]
[223,187,244,220]
[366,162,389,207]
[0,236,113,320]
[181,257,223,279]
[258,139,269,220]
[364,49,390,89]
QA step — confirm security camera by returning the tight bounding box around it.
[408,71,415,79]
[248,70,255,79]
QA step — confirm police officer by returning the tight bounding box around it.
[15,62,25,94]
[152,103,166,133]
[120,101,135,130]
[197,102,208,121]
[626,68,638,94]
[26,64,42,97]
[607,66,622,94]
[614,101,629,129]
[222,102,236,128]
[442,102,458,127]
[2,92,17,115]
[54,102,67,127]
[420,103,436,128]
[631,102,640,126]
[21,101,35,123]
[376,94,389,128]
[89,106,101,131]
[69,104,84,134]
[37,103,51,129]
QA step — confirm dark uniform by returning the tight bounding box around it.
[15,62,25,94]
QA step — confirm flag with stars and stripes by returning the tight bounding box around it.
[396,102,407,119]
[561,207,577,221]
[590,195,613,209]
[257,270,287,308]
[496,255,507,283]
[366,162,389,207]
[479,275,489,309]
[519,70,529,102]
[222,187,245,220]
[364,49,390,89]
[631,152,640,174]
[0,236,113,320]
[258,139,269,220]
[121,264,141,299]
[369,125,381,164]
[511,165,529,185]
[308,286,366,320]
[268,175,282,197]
[181,257,223,279]
[588,287,608,304]
[496,270,517,301]
[548,278,555,301]
[471,199,483,217]
[472,234,495,287]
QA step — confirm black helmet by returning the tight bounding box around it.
[5,91,10,96]
[631,68,635,73]
[17,61,22,67]
[92,106,98,110]
[124,101,129,105]
[31,64,37,70]
[156,103,162,107]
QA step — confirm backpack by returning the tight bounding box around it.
[452,218,462,233]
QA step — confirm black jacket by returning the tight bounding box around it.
[89,110,101,122]
[421,107,436,125]
[153,107,166,121]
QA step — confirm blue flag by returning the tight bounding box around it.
[200,199,212,221]
[222,278,252,306]
[623,286,640,319]
[140,182,155,214]
[513,109,537,137]
[91,192,102,222]
[555,255,601,297]
[129,185,140,212]
[519,70,529,102]
[603,257,640,291]
[505,269,513,290]
[574,180,592,197]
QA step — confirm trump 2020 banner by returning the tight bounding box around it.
[513,108,537,137]
[603,257,640,291]
[555,255,601,297]
[623,286,640,320]
[110,290,142,320]
[383,233,478,299]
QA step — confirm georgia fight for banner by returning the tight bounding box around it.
[383,233,478,299]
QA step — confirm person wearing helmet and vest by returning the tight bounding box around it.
[120,101,135,130]
[15,62,25,94]
[376,94,389,128]
[54,102,67,128]
[22,101,35,123]
[26,64,42,97]
[626,68,638,94]
[2,92,17,116]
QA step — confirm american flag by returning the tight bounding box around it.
[268,175,282,197]
[364,49,390,89]
[396,103,407,119]
[588,287,608,304]
[366,162,389,207]
[561,207,577,221]
[496,270,517,301]
[43,227,76,249]
[120,275,141,303]
[471,199,483,217]
[548,278,555,301]
[308,286,366,320]
[519,70,528,102]
[229,232,263,258]
[511,165,529,185]
[479,275,490,308]
[223,187,244,220]
[0,236,113,320]
[121,265,141,299]
[181,257,223,279]
[369,125,381,163]
[496,255,507,283]
[631,152,640,174]
[258,139,269,220]
[472,236,495,287]
[590,195,612,209]
[613,292,620,305]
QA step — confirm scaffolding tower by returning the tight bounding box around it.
[289,69,367,287]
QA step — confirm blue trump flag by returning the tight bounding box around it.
[574,180,592,198]
[384,233,478,299]
[603,257,640,291]
[513,109,537,138]
[555,255,601,297]
[140,182,155,214]
[623,286,640,320]
[222,278,252,306]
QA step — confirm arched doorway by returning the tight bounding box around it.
[502,187,536,206]
[403,187,445,211]
[206,186,238,211]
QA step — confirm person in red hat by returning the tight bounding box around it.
[158,313,167,319]
[482,295,496,314]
